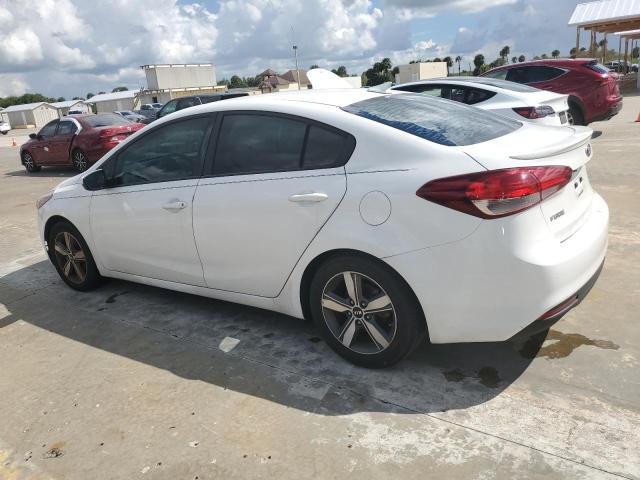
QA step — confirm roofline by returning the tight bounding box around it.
[140,63,214,69]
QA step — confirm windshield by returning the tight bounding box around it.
[84,113,132,128]
[342,94,521,146]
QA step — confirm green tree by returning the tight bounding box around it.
[541,53,549,59]
[56,96,65,102]
[473,54,486,75]
[632,46,639,59]
[580,47,587,52]
[111,86,128,92]
[443,56,453,75]
[228,75,247,89]
[499,45,510,61]
[433,57,442,63]
[331,66,348,77]
[511,56,517,64]
[518,55,525,62]
[98,91,106,95]
[569,47,577,56]
[72,96,82,100]
[551,49,560,59]
[455,55,462,75]
[0,93,57,109]
[86,92,95,99]
[309,64,319,70]
[533,55,541,60]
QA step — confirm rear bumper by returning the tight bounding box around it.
[384,193,609,343]
[589,99,623,123]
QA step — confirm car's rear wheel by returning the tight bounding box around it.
[49,221,102,291]
[22,152,41,173]
[1,131,7,135]
[72,149,88,172]
[309,255,427,368]
[567,104,585,126]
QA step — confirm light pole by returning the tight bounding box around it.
[293,45,301,90]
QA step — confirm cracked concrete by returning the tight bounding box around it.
[1,95,639,479]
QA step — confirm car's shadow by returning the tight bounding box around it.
[4,167,76,178]
[0,260,545,416]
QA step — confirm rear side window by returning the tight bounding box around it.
[200,96,221,104]
[342,94,520,147]
[213,113,354,175]
[85,114,130,127]
[483,69,508,80]
[507,66,565,84]
[177,97,201,110]
[585,62,609,75]
[57,121,78,135]
[112,117,210,186]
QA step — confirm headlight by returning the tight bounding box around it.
[36,192,53,209]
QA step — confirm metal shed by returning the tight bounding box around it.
[51,100,91,117]
[87,90,138,113]
[1,102,59,128]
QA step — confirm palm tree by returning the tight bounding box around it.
[551,49,560,59]
[443,56,453,75]
[455,55,462,75]
[380,57,392,81]
[511,56,517,64]
[569,47,577,56]
[541,53,549,59]
[500,45,510,61]
[473,54,485,75]
[518,55,525,62]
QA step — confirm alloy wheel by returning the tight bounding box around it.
[567,111,574,126]
[73,151,87,171]
[321,271,397,354]
[23,153,34,171]
[53,231,87,284]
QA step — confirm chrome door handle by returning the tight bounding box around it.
[288,192,328,203]
[162,200,188,211]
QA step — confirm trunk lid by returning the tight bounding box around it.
[462,124,594,241]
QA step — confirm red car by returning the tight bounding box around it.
[20,113,144,173]
[481,59,622,125]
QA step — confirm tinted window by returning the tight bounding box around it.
[84,114,130,127]
[507,66,565,84]
[159,100,177,117]
[303,126,350,169]
[342,94,521,147]
[394,84,443,95]
[467,77,540,92]
[112,117,209,186]
[585,62,609,75]
[214,114,306,175]
[483,69,508,80]
[39,120,58,138]
[459,87,496,105]
[200,96,221,104]
[177,97,200,110]
[57,121,77,135]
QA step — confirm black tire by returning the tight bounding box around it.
[1,131,7,135]
[48,221,102,291]
[22,151,41,173]
[568,104,585,126]
[71,149,89,172]
[309,254,427,368]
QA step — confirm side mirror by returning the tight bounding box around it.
[29,133,38,139]
[82,169,107,191]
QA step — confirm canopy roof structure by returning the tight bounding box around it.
[568,1,640,65]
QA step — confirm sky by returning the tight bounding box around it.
[0,0,595,99]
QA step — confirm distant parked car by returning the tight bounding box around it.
[0,119,10,135]
[482,59,622,125]
[154,92,249,121]
[150,102,163,109]
[67,110,85,115]
[390,77,570,126]
[114,110,147,123]
[20,113,144,173]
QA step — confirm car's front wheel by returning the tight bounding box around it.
[309,255,427,368]
[49,221,102,291]
[22,152,41,173]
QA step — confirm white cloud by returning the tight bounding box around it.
[0,74,30,97]
[385,0,517,19]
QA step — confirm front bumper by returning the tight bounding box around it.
[384,193,609,343]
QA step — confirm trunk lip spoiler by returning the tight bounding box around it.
[509,126,593,160]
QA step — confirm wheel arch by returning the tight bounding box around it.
[298,248,429,337]
[568,95,586,120]
[44,215,74,261]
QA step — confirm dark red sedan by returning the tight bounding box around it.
[481,59,622,125]
[20,113,144,173]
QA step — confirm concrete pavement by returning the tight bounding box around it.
[1,97,639,479]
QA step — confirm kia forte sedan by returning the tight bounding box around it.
[36,90,608,368]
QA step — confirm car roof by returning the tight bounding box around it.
[485,58,596,73]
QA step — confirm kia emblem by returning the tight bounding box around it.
[585,144,591,156]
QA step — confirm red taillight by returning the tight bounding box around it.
[512,106,554,119]
[537,295,579,321]
[416,166,572,219]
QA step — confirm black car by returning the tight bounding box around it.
[147,93,249,123]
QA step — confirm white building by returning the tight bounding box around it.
[136,64,226,105]
[395,62,449,84]
[51,99,91,117]
[87,90,138,113]
[1,102,59,128]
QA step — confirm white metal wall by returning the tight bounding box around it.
[94,98,136,113]
[146,65,217,90]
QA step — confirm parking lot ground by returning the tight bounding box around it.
[1,97,639,480]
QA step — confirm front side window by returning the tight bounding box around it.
[56,121,78,135]
[342,94,521,147]
[39,120,58,138]
[158,100,177,117]
[111,116,210,187]
[213,114,306,175]
[177,97,200,110]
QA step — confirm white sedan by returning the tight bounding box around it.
[390,77,571,126]
[0,119,10,135]
[36,89,608,368]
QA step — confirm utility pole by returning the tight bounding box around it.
[293,45,301,90]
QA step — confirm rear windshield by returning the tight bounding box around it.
[463,77,540,93]
[84,113,132,127]
[342,94,521,146]
[585,62,609,75]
